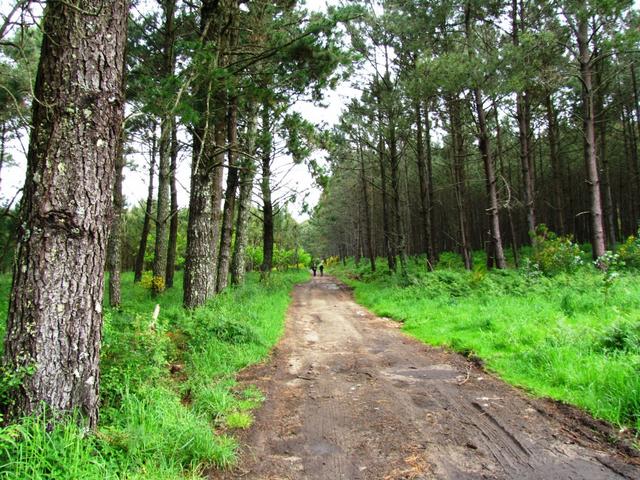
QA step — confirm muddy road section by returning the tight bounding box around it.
[213,276,640,479]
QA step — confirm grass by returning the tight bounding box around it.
[0,269,308,479]
[331,254,640,439]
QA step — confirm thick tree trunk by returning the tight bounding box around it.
[217,96,239,292]
[108,130,126,308]
[3,0,127,427]
[165,122,179,288]
[577,17,606,260]
[595,56,616,250]
[260,102,274,275]
[134,132,156,283]
[231,102,258,285]
[151,0,176,294]
[183,0,228,308]
[473,89,506,269]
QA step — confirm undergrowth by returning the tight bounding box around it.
[332,254,640,439]
[0,269,308,479]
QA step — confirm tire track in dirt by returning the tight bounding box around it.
[212,276,640,479]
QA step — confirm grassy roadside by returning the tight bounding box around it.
[0,269,308,479]
[330,257,640,440]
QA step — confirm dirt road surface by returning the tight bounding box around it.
[212,276,640,479]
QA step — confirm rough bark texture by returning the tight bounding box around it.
[107,130,126,308]
[151,0,176,294]
[2,0,128,427]
[473,88,506,269]
[134,133,156,283]
[217,96,239,292]
[230,102,258,286]
[165,122,179,288]
[183,0,228,308]
[260,103,274,275]
[577,17,606,260]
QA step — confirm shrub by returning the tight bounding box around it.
[618,230,640,269]
[530,224,583,275]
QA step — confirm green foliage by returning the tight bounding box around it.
[618,230,640,269]
[0,270,308,478]
[530,225,584,275]
[333,256,640,434]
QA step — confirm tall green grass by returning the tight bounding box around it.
[0,269,308,479]
[332,257,640,437]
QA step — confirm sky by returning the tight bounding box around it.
[0,0,354,223]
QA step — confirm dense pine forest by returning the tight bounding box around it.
[1,0,640,478]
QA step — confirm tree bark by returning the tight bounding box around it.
[449,96,473,270]
[151,0,176,294]
[424,102,438,266]
[415,102,434,270]
[512,0,536,238]
[260,102,274,275]
[217,95,239,292]
[107,129,125,308]
[388,110,407,277]
[3,0,127,427]
[165,122,179,288]
[473,88,506,268]
[183,0,228,308]
[545,94,565,235]
[577,16,606,260]
[357,134,375,272]
[134,131,156,282]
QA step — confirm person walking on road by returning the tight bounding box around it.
[319,261,324,277]
[311,261,317,277]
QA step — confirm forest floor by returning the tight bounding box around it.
[212,276,640,480]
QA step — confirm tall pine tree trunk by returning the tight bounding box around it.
[260,102,274,275]
[545,94,565,235]
[473,88,506,268]
[577,17,606,260]
[3,0,127,427]
[415,102,433,270]
[231,102,258,285]
[357,136,375,272]
[134,131,156,282]
[512,0,536,238]
[165,122,179,288]
[449,96,473,270]
[183,0,229,308]
[108,130,126,308]
[151,0,176,294]
[217,95,239,292]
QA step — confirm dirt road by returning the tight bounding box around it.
[213,276,640,479]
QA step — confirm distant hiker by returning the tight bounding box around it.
[311,263,317,277]
[319,262,324,277]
